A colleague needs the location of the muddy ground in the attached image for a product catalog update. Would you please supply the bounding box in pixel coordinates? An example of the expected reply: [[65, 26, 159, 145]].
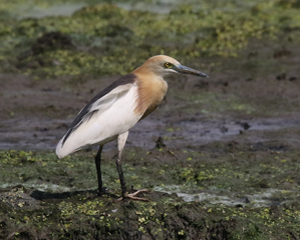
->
[[1, 1, 300, 239]]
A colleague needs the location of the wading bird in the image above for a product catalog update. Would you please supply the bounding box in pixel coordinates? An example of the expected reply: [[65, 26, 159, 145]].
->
[[56, 55, 208, 201]]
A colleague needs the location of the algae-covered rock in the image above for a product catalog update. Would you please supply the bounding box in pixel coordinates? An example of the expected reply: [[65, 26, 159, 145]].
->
[[1, 145, 300, 239], [1, 0, 300, 78]]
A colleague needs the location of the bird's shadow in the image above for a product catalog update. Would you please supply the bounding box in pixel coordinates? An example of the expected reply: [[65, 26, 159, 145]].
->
[[30, 188, 118, 201]]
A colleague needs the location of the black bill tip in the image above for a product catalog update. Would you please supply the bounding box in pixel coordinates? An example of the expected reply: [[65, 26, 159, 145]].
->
[[173, 64, 209, 78]]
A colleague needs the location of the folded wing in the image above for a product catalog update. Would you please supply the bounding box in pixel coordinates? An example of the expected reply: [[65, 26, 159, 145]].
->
[[56, 74, 141, 158]]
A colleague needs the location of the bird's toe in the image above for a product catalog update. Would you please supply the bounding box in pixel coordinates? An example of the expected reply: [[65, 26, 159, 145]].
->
[[117, 189, 150, 202]]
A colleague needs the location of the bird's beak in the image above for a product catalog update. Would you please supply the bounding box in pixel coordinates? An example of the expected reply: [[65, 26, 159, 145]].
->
[[173, 65, 209, 78]]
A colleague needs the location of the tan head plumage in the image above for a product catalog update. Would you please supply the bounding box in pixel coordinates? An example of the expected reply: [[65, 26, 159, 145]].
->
[[133, 55, 180, 76], [133, 55, 208, 78]]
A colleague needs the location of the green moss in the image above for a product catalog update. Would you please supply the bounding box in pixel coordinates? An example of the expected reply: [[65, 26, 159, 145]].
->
[[0, 0, 299, 79], [1, 144, 300, 238]]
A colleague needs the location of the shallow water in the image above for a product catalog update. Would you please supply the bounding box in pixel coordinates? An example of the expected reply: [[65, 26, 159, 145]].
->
[[12, 2, 86, 19], [1, 116, 299, 151], [154, 185, 286, 207]]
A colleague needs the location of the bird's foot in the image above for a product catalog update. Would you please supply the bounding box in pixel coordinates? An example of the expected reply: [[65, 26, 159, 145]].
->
[[117, 189, 150, 202], [86, 187, 108, 199], [97, 187, 109, 196]]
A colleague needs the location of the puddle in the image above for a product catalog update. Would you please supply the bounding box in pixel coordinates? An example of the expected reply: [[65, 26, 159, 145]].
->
[[154, 185, 289, 207], [9, 0, 178, 19], [12, 3, 86, 19], [0, 117, 299, 151], [121, 117, 300, 149], [116, 1, 177, 14]]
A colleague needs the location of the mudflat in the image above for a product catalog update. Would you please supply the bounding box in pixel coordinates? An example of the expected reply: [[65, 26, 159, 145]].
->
[[1, 1, 300, 239]]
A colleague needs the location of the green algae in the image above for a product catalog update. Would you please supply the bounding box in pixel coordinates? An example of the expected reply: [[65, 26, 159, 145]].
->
[[0, 0, 300, 79], [1, 140, 300, 238]]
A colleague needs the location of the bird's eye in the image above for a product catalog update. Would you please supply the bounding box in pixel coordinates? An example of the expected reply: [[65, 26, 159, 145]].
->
[[164, 62, 172, 69]]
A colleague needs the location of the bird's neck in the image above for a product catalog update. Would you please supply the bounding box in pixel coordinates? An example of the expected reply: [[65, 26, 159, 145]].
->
[[132, 70, 168, 120]]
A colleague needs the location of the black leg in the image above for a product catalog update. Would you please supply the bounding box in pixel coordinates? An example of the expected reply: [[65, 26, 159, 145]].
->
[[116, 153, 127, 197], [115, 131, 149, 201], [95, 145, 103, 195], [116, 132, 129, 198]]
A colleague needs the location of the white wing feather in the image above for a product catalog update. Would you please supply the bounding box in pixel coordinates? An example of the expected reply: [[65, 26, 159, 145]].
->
[[56, 83, 141, 158]]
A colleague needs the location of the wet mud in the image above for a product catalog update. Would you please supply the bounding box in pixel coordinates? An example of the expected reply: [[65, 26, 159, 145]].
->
[[1, 0, 300, 239]]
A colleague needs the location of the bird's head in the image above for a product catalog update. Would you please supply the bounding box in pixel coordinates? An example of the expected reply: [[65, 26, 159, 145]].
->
[[137, 55, 208, 78]]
